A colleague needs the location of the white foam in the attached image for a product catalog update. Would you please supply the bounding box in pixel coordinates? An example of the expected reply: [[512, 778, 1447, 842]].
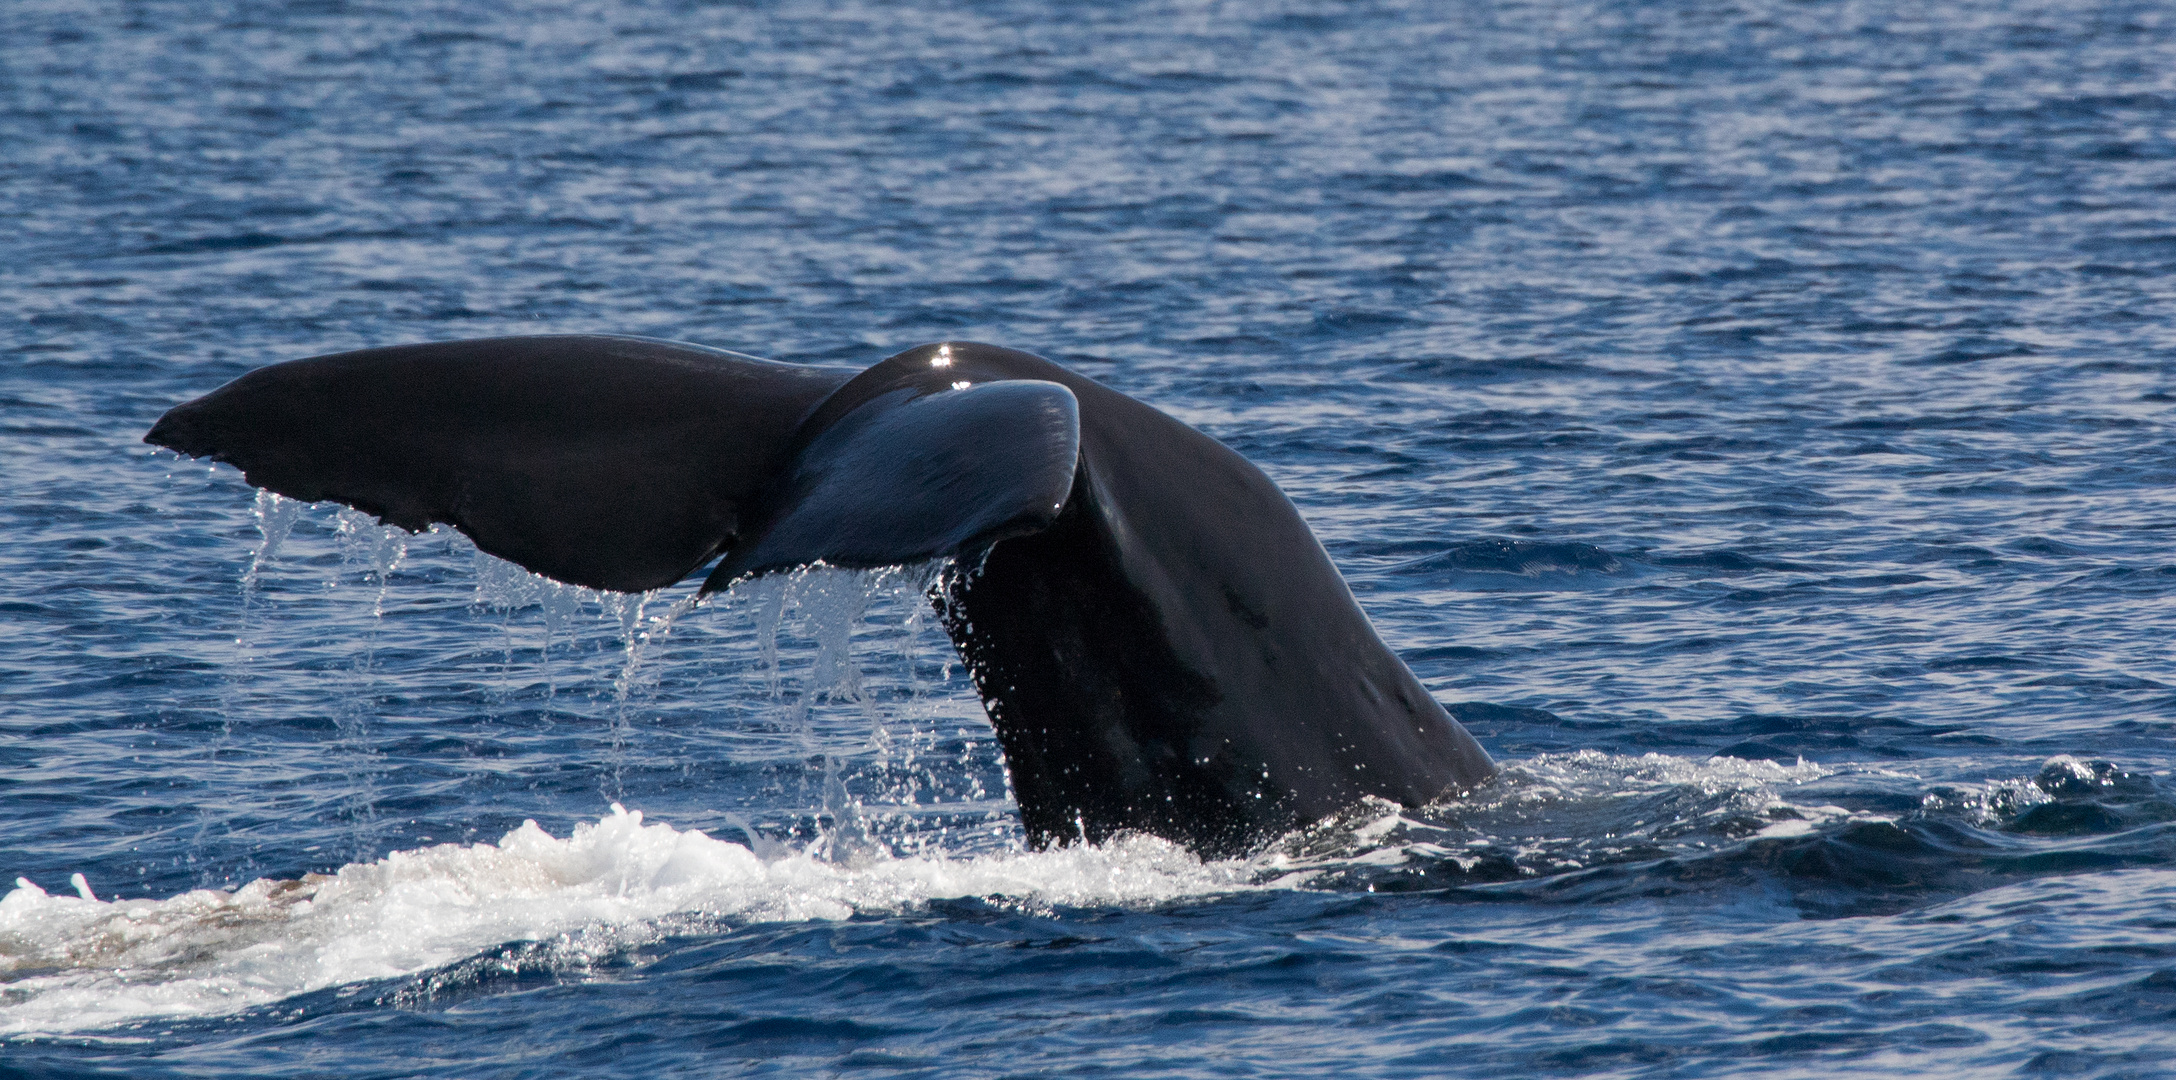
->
[[1252, 751, 1870, 883], [0, 751, 1906, 1035], [0, 806, 1244, 1036]]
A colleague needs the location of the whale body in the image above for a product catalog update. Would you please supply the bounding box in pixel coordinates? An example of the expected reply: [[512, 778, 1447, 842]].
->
[[146, 336, 1494, 856]]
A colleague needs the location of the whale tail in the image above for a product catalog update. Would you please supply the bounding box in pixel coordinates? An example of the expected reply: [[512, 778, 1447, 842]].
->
[[148, 335, 1493, 856], [145, 335, 1081, 593]]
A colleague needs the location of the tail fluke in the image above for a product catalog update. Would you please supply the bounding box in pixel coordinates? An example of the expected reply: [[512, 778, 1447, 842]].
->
[[146, 336, 1082, 595], [704, 379, 1079, 592], [146, 335, 853, 592]]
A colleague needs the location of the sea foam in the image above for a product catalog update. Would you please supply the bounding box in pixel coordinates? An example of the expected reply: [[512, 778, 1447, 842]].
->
[[0, 806, 1241, 1036]]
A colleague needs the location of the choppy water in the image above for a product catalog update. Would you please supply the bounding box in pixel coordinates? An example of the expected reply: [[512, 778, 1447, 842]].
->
[[5, 0, 2175, 1075]]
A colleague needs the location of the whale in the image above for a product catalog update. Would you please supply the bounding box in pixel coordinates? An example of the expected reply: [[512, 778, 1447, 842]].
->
[[145, 336, 1495, 856]]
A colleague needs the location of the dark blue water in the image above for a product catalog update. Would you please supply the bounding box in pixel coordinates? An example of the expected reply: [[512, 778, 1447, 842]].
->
[[5, 0, 2175, 1075]]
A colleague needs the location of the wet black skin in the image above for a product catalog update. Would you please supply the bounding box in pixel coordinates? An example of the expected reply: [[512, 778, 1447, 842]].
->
[[148, 336, 1495, 857]]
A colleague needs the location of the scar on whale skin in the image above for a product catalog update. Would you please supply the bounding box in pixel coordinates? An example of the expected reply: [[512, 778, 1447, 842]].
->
[[146, 336, 1495, 857]]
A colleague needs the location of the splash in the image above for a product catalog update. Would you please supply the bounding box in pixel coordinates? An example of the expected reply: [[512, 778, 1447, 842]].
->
[[209, 501, 1003, 865], [241, 489, 301, 596], [0, 807, 1244, 1037], [1255, 751, 1864, 886], [701, 562, 1001, 854], [10, 750, 2112, 1035]]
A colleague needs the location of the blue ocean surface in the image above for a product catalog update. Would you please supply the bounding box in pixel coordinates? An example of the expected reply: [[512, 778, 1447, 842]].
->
[[4, 0, 2175, 1075]]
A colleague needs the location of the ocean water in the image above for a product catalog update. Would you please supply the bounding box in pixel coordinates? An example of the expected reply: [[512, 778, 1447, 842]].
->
[[4, 0, 2175, 1075]]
